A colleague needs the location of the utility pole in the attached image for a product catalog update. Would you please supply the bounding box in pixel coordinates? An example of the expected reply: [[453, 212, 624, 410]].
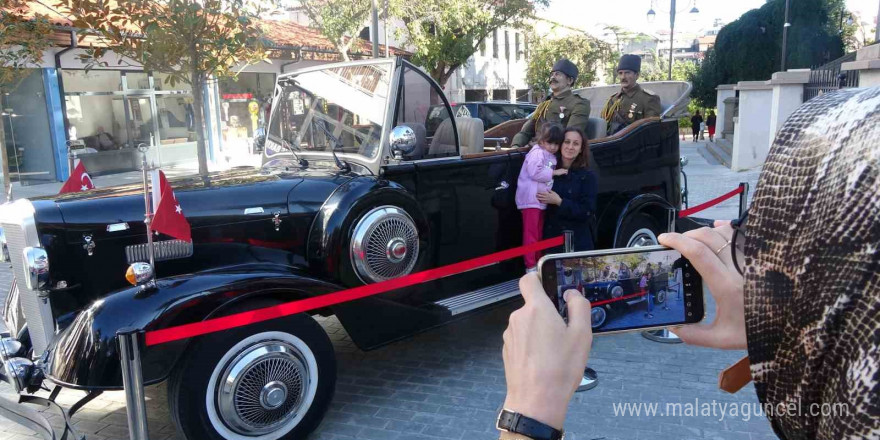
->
[[669, 0, 676, 80], [781, 0, 791, 71], [875, 0, 879, 43], [384, 0, 389, 57], [371, 0, 380, 58]]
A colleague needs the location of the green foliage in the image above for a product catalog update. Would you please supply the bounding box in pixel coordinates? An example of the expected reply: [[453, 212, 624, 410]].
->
[[58, 0, 272, 175], [393, 0, 545, 87], [0, 0, 54, 92], [638, 50, 699, 82], [525, 34, 613, 94], [690, 0, 844, 107], [299, 0, 375, 61]]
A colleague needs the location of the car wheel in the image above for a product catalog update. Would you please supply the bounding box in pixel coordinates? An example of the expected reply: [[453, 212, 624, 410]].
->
[[615, 214, 661, 248], [168, 314, 336, 440], [591, 307, 607, 329], [346, 205, 422, 285], [655, 289, 667, 304]]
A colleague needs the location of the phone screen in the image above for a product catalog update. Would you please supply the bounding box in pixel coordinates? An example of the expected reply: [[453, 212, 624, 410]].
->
[[539, 247, 704, 333]]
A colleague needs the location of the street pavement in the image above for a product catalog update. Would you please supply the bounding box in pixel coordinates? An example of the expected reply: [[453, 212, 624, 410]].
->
[[1, 140, 773, 440]]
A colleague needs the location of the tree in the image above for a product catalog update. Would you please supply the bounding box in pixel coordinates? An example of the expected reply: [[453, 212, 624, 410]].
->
[[638, 49, 698, 82], [690, 0, 844, 108], [0, 0, 54, 198], [393, 0, 545, 88], [59, 0, 271, 176], [525, 34, 612, 97], [299, 0, 380, 62]]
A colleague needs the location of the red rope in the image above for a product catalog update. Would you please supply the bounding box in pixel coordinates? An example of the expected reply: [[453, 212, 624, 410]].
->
[[145, 236, 564, 346], [679, 185, 744, 218]]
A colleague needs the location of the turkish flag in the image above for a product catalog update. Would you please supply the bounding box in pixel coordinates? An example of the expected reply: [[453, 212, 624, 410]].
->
[[59, 162, 95, 194], [151, 170, 191, 242]]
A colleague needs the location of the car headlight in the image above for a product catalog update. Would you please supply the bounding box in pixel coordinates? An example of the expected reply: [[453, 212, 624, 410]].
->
[[23, 247, 49, 290]]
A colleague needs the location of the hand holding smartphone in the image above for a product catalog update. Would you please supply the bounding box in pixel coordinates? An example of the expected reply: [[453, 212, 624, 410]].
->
[[537, 245, 705, 334]]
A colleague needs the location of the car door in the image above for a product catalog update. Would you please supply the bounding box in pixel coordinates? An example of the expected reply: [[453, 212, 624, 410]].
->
[[386, 63, 518, 302]]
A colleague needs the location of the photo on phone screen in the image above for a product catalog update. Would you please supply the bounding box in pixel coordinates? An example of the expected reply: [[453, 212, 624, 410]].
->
[[538, 246, 704, 334]]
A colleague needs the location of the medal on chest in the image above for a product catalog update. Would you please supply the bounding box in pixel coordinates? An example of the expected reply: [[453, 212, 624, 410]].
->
[[559, 106, 566, 119], [628, 103, 637, 119]]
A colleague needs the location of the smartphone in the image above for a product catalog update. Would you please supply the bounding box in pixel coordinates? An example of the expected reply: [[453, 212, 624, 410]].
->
[[537, 245, 705, 334]]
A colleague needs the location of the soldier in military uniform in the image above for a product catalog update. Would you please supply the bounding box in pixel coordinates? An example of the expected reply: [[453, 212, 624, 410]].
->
[[601, 54, 662, 136], [511, 59, 590, 148]]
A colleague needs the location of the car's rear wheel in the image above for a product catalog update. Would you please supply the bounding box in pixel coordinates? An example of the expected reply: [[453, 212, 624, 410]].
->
[[615, 214, 661, 248], [590, 307, 607, 329], [169, 314, 335, 440], [655, 289, 667, 304]]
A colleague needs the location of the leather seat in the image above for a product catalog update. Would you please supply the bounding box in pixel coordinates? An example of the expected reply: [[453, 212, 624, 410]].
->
[[428, 117, 485, 156], [585, 117, 607, 140]]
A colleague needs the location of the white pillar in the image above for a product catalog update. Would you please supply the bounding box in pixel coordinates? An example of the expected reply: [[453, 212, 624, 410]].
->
[[841, 43, 880, 88], [767, 70, 810, 147], [714, 84, 736, 136], [731, 81, 773, 171]]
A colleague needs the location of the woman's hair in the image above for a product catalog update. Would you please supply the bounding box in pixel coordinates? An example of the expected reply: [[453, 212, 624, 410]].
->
[[560, 127, 590, 169], [538, 122, 565, 146]]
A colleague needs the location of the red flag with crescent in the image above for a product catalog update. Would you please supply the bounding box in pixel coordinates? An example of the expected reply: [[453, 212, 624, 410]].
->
[[151, 170, 192, 242], [59, 162, 95, 194]]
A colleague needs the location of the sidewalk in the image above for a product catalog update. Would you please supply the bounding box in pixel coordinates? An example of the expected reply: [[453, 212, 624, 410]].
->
[[679, 140, 762, 220]]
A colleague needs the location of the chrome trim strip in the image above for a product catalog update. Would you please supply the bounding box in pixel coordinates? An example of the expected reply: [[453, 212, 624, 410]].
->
[[434, 279, 520, 315]]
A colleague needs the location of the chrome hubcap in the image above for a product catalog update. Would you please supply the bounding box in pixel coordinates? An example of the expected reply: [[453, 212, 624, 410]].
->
[[591, 308, 606, 328], [627, 228, 659, 248], [387, 238, 407, 263], [350, 206, 419, 282], [216, 341, 310, 435]]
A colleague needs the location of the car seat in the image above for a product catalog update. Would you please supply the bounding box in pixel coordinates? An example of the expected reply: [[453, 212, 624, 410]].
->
[[585, 117, 607, 140], [428, 117, 484, 156]]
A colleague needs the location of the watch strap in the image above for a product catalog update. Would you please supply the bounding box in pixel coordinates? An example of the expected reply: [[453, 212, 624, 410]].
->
[[497, 409, 564, 440]]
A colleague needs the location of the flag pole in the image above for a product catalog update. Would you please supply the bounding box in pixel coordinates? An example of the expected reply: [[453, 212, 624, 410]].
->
[[138, 143, 157, 281]]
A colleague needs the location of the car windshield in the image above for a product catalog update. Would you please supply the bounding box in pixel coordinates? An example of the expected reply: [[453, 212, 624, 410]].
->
[[266, 62, 393, 160]]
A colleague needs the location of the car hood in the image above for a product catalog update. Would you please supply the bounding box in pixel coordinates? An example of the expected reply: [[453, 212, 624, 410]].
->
[[34, 166, 357, 240]]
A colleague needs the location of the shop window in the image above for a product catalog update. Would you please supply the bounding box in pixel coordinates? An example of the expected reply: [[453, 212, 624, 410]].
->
[[3, 69, 56, 185], [62, 70, 122, 93], [218, 72, 276, 155], [493, 30, 498, 59]]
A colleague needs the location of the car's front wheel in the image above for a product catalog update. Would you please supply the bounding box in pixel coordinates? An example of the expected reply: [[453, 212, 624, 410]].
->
[[590, 307, 607, 329], [655, 289, 667, 304], [168, 314, 336, 440]]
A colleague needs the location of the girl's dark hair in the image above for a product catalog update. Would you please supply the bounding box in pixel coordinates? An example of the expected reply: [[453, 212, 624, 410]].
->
[[560, 127, 590, 169], [538, 122, 565, 146]]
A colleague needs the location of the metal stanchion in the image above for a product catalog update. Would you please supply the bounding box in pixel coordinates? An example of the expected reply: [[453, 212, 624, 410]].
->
[[117, 328, 150, 440], [564, 230, 599, 392], [738, 182, 750, 216]]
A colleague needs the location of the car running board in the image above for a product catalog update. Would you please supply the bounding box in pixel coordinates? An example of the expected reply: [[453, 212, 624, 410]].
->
[[433, 279, 521, 315]]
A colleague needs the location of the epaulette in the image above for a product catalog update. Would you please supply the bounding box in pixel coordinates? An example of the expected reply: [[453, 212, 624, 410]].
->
[[642, 88, 657, 96]]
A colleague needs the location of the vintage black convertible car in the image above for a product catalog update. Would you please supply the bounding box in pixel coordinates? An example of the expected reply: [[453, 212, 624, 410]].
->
[[0, 58, 696, 439]]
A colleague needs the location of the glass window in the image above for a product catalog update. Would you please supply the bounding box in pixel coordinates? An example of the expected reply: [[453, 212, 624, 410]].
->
[[61, 70, 122, 93], [65, 95, 129, 149], [268, 63, 392, 160], [153, 72, 192, 92], [493, 30, 498, 59], [2, 69, 56, 185], [124, 72, 150, 90], [515, 33, 521, 61], [504, 31, 509, 60], [396, 65, 453, 157], [218, 72, 276, 154]]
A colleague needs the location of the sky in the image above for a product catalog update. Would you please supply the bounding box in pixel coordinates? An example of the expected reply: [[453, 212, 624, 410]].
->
[[542, 0, 879, 38]]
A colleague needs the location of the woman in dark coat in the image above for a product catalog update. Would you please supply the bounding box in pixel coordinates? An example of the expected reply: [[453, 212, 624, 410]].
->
[[536, 127, 598, 252]]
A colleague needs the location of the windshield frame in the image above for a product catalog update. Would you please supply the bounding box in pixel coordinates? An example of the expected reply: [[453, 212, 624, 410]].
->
[[266, 58, 399, 174]]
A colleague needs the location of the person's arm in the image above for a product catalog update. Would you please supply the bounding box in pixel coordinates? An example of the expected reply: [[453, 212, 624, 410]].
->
[[522, 150, 554, 183], [565, 99, 591, 131], [556, 172, 597, 221], [511, 118, 536, 148], [501, 274, 592, 434], [645, 94, 662, 118]]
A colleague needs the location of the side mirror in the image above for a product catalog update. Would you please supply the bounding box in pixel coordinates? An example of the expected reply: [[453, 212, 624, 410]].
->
[[389, 126, 416, 157], [680, 156, 689, 168]]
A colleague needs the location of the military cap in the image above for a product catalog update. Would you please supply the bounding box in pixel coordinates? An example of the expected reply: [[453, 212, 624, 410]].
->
[[617, 54, 642, 73], [552, 58, 579, 81]]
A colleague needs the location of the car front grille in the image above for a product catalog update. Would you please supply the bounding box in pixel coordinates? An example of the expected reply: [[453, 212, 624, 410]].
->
[[1, 201, 55, 356]]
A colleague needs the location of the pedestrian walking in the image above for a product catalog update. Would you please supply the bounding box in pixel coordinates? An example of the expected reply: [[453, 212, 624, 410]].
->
[[690, 111, 703, 142], [706, 111, 717, 142]]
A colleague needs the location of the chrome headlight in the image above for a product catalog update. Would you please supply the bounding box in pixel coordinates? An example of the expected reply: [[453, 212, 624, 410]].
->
[[23, 247, 49, 290], [3, 357, 34, 392], [0, 227, 8, 262], [0, 337, 23, 360]]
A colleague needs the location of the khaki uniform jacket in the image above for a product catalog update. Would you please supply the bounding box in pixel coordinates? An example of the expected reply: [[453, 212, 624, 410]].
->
[[601, 84, 662, 135], [511, 90, 591, 148]]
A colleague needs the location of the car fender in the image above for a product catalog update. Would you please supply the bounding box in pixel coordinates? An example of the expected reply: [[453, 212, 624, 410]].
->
[[613, 194, 676, 245], [43, 264, 342, 390], [306, 176, 430, 286]]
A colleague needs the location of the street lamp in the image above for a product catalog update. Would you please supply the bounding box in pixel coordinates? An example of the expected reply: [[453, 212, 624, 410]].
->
[[646, 0, 700, 80]]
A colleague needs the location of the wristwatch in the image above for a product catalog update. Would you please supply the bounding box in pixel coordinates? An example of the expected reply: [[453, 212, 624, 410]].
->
[[496, 409, 565, 440]]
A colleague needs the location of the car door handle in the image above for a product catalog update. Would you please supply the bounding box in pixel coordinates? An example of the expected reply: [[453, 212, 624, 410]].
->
[[244, 207, 265, 215]]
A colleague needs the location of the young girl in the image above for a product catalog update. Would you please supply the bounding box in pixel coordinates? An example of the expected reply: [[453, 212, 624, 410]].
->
[[516, 123, 567, 272]]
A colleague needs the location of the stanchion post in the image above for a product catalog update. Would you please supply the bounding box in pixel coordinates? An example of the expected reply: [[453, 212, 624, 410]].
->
[[117, 328, 149, 440], [738, 182, 750, 217]]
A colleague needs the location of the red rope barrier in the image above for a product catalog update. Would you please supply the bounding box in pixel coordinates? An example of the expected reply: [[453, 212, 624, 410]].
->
[[591, 289, 648, 307], [679, 185, 744, 218], [145, 236, 564, 346]]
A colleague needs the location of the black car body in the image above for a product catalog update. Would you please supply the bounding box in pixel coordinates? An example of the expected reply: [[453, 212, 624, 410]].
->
[[0, 58, 694, 439]]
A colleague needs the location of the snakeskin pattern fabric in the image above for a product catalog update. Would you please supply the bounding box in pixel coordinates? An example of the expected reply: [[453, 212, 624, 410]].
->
[[744, 87, 880, 439]]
